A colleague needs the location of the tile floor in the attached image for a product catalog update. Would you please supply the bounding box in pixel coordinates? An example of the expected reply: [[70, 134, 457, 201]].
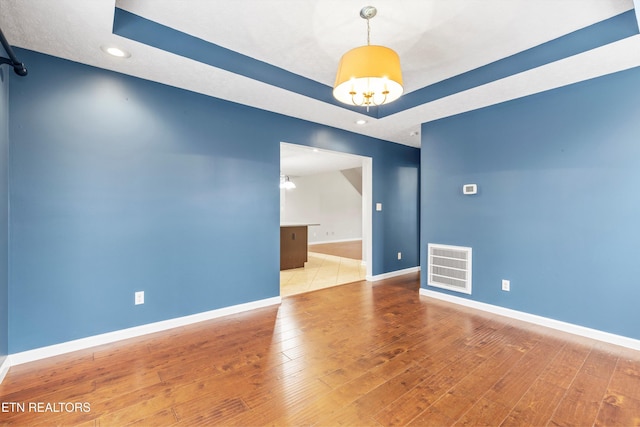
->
[[280, 251, 367, 297]]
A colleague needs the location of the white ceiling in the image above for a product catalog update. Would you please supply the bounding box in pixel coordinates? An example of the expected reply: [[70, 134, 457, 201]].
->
[[1, 0, 640, 149], [281, 142, 364, 177]]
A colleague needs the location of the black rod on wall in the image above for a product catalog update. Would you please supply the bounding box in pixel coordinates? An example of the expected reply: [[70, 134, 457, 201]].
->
[[0, 26, 27, 76]]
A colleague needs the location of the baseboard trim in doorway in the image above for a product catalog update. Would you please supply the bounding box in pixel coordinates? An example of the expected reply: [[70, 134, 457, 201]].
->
[[420, 288, 640, 351], [309, 238, 363, 245], [0, 356, 10, 384], [9, 296, 282, 367], [367, 266, 421, 282]]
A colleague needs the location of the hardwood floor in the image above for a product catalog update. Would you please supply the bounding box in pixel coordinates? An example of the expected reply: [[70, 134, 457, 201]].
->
[[307, 240, 362, 260], [1, 273, 640, 426]]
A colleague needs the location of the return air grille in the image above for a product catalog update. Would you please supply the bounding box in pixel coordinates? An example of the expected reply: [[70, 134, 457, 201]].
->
[[427, 244, 472, 294]]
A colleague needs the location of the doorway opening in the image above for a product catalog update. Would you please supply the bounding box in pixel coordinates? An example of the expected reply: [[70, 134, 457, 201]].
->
[[279, 142, 372, 296]]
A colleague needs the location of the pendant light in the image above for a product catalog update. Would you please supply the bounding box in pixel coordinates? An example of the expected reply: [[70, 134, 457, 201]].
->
[[280, 174, 296, 190], [333, 6, 403, 111]]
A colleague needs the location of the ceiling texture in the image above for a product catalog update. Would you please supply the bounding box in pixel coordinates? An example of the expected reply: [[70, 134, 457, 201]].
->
[[1, 0, 640, 151]]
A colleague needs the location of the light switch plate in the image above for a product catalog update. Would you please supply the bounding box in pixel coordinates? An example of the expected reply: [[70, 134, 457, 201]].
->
[[135, 291, 145, 305]]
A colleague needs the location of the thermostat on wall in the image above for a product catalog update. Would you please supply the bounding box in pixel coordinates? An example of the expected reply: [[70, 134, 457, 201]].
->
[[463, 184, 478, 195]]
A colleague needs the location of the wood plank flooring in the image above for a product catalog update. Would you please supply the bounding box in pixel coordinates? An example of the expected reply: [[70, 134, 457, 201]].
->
[[2, 273, 640, 426], [307, 240, 362, 260]]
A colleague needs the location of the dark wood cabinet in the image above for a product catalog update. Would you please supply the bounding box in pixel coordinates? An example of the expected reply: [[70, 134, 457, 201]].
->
[[280, 225, 308, 270]]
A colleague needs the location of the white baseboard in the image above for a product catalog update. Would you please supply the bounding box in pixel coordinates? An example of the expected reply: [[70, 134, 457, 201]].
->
[[367, 266, 421, 282], [0, 356, 10, 384], [420, 288, 640, 351], [309, 238, 362, 245], [9, 296, 281, 366]]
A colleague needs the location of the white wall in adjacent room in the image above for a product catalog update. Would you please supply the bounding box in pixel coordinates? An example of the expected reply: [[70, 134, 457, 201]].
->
[[281, 170, 362, 244]]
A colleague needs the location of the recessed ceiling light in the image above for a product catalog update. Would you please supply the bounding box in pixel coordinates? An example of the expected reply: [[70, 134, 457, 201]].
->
[[409, 130, 420, 137], [355, 119, 367, 125], [101, 45, 131, 58]]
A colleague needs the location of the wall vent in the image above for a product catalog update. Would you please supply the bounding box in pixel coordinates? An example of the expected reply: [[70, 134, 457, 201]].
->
[[427, 244, 472, 294]]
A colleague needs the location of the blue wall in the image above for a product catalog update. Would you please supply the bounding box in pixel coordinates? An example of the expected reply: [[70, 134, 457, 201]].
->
[[421, 66, 640, 340], [8, 49, 419, 353], [0, 65, 9, 363]]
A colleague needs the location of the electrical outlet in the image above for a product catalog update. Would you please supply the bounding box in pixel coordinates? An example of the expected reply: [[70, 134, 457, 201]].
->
[[501, 280, 510, 292], [135, 291, 144, 305], [397, 252, 402, 260]]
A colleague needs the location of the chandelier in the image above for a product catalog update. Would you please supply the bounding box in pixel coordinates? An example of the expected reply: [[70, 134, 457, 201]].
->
[[279, 174, 296, 190], [333, 6, 403, 111]]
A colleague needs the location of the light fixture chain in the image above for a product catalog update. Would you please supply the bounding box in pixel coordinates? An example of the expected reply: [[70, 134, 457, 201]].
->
[[367, 18, 371, 45]]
